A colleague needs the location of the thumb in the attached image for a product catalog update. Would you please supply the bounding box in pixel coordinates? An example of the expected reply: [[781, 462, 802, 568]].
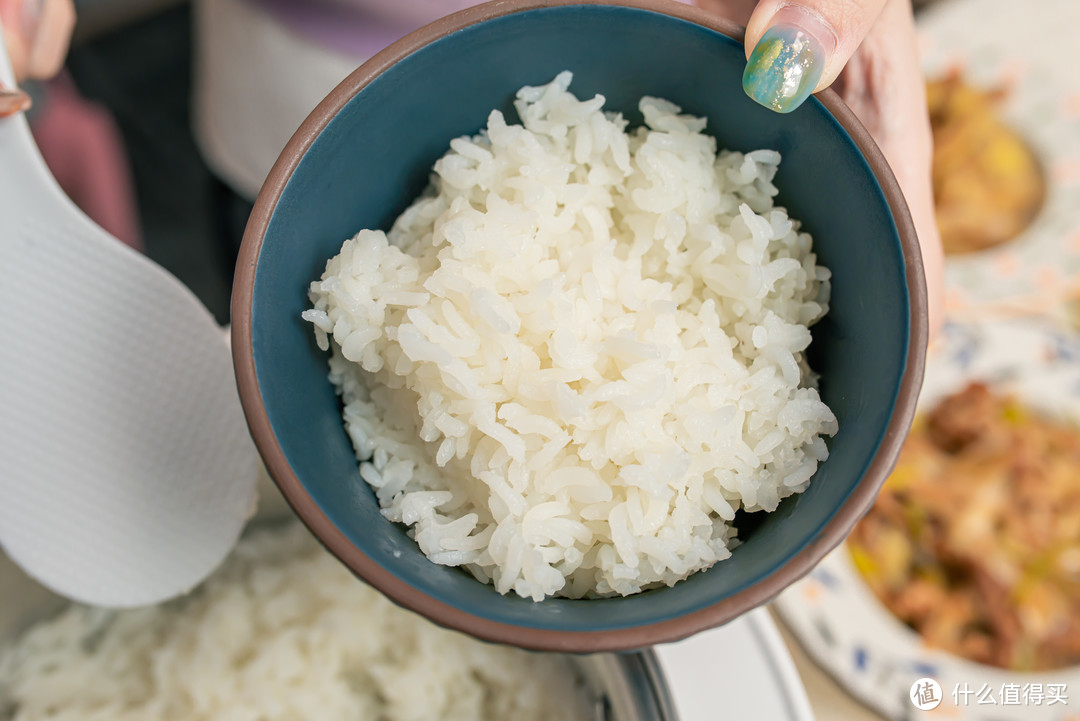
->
[[742, 0, 889, 113], [0, 0, 74, 82], [0, 0, 34, 82]]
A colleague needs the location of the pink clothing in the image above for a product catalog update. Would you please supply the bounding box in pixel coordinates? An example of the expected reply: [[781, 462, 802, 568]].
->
[[31, 73, 142, 250]]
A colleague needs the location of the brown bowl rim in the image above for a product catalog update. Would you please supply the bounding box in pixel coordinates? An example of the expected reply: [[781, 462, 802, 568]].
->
[[231, 0, 929, 653]]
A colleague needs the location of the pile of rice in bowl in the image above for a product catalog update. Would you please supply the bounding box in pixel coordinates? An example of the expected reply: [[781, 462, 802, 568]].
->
[[303, 72, 837, 601], [0, 524, 593, 721]]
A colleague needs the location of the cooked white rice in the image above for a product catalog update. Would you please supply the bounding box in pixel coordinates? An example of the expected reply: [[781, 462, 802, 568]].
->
[[303, 71, 837, 601], [0, 524, 592, 721]]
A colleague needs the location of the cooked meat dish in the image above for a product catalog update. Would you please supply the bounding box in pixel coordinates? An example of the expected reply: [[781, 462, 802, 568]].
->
[[850, 383, 1080, 670], [929, 73, 1046, 255]]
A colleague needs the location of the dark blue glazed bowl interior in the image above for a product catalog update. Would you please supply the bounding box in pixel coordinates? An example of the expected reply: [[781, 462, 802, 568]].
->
[[246, 4, 911, 638]]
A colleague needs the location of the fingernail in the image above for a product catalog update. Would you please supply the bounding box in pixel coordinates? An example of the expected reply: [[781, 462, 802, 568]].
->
[[0, 84, 32, 117], [742, 7, 834, 114]]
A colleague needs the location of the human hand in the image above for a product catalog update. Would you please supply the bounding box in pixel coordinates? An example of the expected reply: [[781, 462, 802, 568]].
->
[[0, 0, 75, 115], [701, 0, 944, 336]]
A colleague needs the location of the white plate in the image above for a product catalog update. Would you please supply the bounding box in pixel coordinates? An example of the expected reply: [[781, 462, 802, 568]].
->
[[918, 0, 1080, 318], [657, 609, 817, 721], [775, 319, 1080, 721]]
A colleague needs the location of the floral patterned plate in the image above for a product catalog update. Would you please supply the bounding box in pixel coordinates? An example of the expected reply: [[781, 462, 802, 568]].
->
[[918, 0, 1080, 319], [774, 319, 1080, 721]]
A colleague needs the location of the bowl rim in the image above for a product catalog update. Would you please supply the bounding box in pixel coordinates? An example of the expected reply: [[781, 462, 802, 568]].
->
[[231, 0, 929, 653]]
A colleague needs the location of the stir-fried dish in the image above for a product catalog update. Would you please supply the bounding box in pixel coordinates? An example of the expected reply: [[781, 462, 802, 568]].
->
[[929, 73, 1046, 254], [850, 383, 1080, 670]]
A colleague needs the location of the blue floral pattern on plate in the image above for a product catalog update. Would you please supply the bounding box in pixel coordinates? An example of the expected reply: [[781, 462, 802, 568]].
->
[[775, 319, 1080, 721]]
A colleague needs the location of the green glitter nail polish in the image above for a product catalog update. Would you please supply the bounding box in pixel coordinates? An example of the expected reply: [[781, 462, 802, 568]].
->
[[742, 25, 825, 114]]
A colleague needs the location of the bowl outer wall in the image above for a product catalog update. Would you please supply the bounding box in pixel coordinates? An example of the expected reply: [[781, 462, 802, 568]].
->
[[231, 0, 928, 653]]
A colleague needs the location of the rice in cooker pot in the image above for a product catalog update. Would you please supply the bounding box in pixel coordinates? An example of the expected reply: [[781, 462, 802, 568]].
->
[[0, 524, 592, 721], [303, 72, 837, 601]]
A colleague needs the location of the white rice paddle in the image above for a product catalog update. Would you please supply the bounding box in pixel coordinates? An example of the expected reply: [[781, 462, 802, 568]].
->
[[0, 25, 258, 607]]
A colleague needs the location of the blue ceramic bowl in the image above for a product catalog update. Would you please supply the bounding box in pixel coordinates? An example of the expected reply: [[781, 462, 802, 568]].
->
[[232, 0, 928, 652]]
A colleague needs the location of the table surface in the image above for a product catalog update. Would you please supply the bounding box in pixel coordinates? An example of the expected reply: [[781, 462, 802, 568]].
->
[[774, 610, 885, 721]]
